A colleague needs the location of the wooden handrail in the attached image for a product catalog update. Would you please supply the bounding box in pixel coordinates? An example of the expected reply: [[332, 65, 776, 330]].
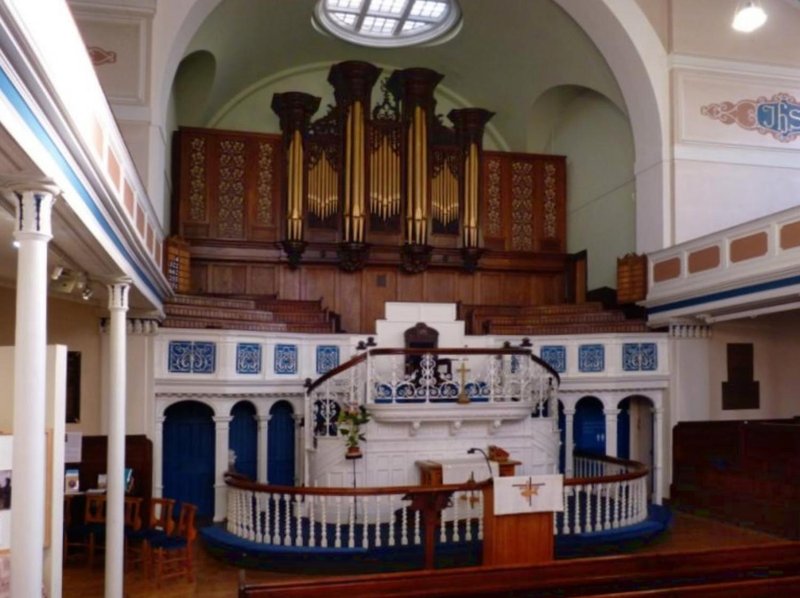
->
[[224, 471, 491, 497], [306, 346, 560, 394], [567, 451, 649, 486]]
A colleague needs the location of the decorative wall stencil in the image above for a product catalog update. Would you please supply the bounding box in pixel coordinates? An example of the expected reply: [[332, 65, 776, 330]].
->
[[274, 344, 298, 375], [217, 139, 246, 238], [486, 157, 502, 237], [87, 46, 117, 66], [543, 162, 557, 238], [510, 161, 534, 250], [316, 345, 340, 374], [578, 344, 604, 373], [236, 343, 262, 375], [622, 342, 657, 372], [255, 142, 274, 225], [701, 93, 800, 143], [188, 137, 206, 221], [540, 345, 566, 373], [168, 341, 216, 374]]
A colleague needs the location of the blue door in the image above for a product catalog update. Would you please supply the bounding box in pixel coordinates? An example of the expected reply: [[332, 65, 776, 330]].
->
[[268, 401, 295, 485], [617, 398, 631, 459], [163, 401, 215, 519], [230, 401, 257, 480], [574, 396, 605, 455]]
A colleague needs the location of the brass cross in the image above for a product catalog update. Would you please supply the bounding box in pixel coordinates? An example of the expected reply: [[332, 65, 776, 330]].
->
[[459, 472, 481, 507], [456, 359, 471, 404], [512, 477, 545, 506]]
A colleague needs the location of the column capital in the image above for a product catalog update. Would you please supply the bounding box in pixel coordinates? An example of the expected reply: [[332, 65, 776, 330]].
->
[[11, 187, 57, 241], [256, 414, 272, 424], [563, 407, 576, 416], [107, 280, 131, 311], [213, 415, 234, 425], [603, 408, 621, 417]]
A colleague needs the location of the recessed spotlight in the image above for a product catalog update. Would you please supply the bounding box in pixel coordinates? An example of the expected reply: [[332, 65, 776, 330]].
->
[[81, 288, 93, 301], [51, 266, 64, 280], [12, 240, 19, 249], [732, 1, 767, 32]]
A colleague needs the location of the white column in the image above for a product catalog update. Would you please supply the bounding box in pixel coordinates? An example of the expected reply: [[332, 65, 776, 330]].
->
[[293, 413, 303, 486], [10, 187, 55, 598], [604, 408, 620, 458], [564, 407, 575, 478], [105, 282, 130, 598], [213, 415, 233, 521], [256, 414, 270, 483], [652, 406, 664, 505], [153, 415, 165, 498]]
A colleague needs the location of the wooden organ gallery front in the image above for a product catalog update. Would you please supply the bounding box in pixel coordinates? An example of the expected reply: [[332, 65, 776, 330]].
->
[[173, 61, 572, 333]]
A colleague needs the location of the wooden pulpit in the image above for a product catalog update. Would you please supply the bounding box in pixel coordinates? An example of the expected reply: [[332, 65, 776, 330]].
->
[[482, 475, 563, 566]]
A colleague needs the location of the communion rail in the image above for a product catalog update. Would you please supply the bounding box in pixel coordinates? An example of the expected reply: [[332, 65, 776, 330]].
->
[[306, 347, 561, 443], [224, 452, 649, 556]]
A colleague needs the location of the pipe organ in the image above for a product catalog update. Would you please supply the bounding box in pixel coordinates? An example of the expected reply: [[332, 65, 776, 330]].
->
[[174, 60, 568, 301]]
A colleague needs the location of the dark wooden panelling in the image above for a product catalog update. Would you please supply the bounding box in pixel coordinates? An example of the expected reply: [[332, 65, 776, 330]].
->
[[479, 273, 504, 305], [337, 272, 362, 333], [501, 273, 532, 305], [249, 266, 278, 296], [209, 264, 247, 294], [362, 269, 397, 333], [425, 271, 456, 303], [397, 272, 424, 301], [281, 268, 301, 300], [303, 267, 336, 303], [456, 274, 476, 305]]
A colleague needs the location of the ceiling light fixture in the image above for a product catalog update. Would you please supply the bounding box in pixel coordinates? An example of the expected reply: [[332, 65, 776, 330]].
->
[[51, 266, 64, 280], [81, 287, 93, 301], [732, 1, 767, 32], [12, 240, 19, 249]]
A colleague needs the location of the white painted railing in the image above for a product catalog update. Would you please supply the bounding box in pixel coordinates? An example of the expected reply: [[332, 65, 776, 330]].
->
[[224, 474, 486, 552], [557, 452, 650, 536], [225, 452, 650, 553], [306, 347, 560, 443]]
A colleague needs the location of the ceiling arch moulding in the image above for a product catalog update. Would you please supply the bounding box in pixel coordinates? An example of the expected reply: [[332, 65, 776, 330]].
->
[[205, 60, 510, 151]]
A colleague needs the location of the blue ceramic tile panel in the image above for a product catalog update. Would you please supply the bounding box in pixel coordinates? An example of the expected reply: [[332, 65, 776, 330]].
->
[[168, 341, 193, 373], [274, 344, 298, 375], [640, 342, 658, 371], [316, 345, 340, 374], [236, 343, 262, 375], [578, 344, 605, 373], [622, 343, 640, 371], [540, 345, 566, 373], [192, 342, 216, 374]]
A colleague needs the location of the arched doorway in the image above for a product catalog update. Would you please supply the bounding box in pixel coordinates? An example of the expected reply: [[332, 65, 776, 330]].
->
[[163, 400, 215, 519], [622, 395, 655, 493], [229, 401, 257, 480], [617, 398, 631, 459], [268, 401, 295, 485], [574, 396, 605, 455]]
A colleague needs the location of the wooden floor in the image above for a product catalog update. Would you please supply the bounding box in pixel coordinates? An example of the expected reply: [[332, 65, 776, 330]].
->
[[61, 512, 788, 598]]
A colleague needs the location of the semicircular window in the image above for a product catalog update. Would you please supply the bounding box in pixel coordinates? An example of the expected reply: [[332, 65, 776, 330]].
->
[[314, 0, 461, 48]]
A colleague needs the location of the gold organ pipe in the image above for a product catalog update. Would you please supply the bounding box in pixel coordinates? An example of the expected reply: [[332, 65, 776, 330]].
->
[[354, 101, 364, 242], [406, 124, 413, 242]]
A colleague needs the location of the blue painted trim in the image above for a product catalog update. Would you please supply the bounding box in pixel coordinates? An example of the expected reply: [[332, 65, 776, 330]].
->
[[0, 66, 161, 298], [648, 273, 800, 315]]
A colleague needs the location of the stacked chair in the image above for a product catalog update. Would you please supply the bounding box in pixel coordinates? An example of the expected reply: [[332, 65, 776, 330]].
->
[[125, 497, 175, 576]]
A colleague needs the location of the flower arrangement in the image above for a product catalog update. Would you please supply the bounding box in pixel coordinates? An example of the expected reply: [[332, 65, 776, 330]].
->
[[337, 403, 371, 457]]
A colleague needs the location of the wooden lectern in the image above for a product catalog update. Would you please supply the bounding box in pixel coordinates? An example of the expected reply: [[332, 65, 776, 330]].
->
[[481, 475, 562, 566]]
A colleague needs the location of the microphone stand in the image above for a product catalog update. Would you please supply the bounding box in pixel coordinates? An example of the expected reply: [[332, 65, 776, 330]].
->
[[467, 447, 494, 480]]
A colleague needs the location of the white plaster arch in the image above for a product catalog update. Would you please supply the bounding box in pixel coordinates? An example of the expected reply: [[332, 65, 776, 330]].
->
[[553, 0, 670, 253], [158, 395, 220, 418]]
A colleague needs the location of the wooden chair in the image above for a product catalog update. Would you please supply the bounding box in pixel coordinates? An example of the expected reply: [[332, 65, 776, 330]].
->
[[63, 494, 89, 563], [125, 497, 175, 576], [84, 494, 107, 569], [150, 502, 198, 587], [122, 496, 143, 570]]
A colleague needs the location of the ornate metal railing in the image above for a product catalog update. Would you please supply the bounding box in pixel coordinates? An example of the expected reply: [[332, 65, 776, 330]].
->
[[307, 347, 560, 441]]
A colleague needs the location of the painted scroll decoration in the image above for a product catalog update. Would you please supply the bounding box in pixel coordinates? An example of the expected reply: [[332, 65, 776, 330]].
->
[[88, 46, 117, 66], [701, 93, 800, 143]]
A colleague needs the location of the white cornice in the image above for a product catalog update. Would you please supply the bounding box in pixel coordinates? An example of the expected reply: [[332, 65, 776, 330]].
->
[[669, 53, 800, 82]]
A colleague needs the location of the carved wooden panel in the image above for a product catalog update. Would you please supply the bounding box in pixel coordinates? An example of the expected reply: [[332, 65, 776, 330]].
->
[[481, 152, 566, 254], [176, 128, 282, 243]]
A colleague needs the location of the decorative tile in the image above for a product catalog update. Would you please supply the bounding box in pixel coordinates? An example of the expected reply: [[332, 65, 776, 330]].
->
[[316, 345, 340, 375], [192, 342, 216, 374], [640, 343, 658, 371], [168, 340, 216, 374], [274, 344, 298, 375], [578, 344, 605, 373], [540, 345, 566, 373], [622, 343, 640, 372], [236, 343, 262, 375], [622, 343, 658, 372], [168, 341, 193, 373]]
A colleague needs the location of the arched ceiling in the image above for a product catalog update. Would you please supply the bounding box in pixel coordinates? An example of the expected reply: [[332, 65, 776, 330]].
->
[[178, 0, 627, 151]]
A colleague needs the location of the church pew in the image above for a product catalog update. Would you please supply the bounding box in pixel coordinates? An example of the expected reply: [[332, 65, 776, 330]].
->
[[238, 542, 800, 597]]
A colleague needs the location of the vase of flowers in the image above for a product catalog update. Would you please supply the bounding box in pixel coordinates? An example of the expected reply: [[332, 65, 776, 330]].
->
[[337, 403, 371, 459]]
